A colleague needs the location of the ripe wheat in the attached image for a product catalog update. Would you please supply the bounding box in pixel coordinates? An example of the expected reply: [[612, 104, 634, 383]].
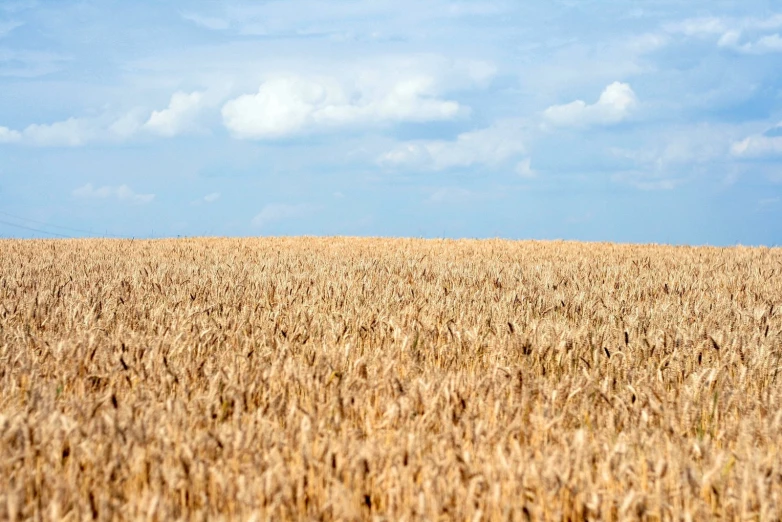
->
[[1, 237, 781, 520]]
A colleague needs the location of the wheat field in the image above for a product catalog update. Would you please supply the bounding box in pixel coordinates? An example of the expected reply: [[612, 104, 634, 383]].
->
[[1, 237, 781, 521]]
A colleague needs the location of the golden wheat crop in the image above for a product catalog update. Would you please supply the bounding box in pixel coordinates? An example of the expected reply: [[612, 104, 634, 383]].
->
[[1, 237, 781, 521]]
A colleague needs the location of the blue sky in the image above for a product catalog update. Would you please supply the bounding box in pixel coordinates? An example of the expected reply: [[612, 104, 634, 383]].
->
[[0, 0, 781, 245]]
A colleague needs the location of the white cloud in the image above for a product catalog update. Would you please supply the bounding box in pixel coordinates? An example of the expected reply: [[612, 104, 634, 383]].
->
[[222, 70, 470, 139], [108, 109, 146, 140], [0, 90, 218, 146], [144, 91, 207, 137], [667, 14, 782, 54], [0, 126, 21, 143], [718, 32, 782, 54], [612, 123, 738, 167], [15, 112, 144, 146], [0, 110, 145, 146], [23, 118, 98, 147], [515, 157, 536, 178], [667, 14, 782, 37], [731, 123, 782, 158], [181, 12, 230, 31], [72, 183, 155, 204], [191, 192, 221, 206], [731, 132, 782, 157], [379, 120, 526, 171], [607, 123, 744, 189], [543, 82, 637, 128], [252, 203, 314, 227], [222, 55, 496, 139], [665, 17, 727, 37]]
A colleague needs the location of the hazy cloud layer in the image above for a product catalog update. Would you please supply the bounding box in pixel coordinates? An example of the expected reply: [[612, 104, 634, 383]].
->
[[379, 120, 527, 171], [252, 203, 316, 228], [72, 184, 155, 204]]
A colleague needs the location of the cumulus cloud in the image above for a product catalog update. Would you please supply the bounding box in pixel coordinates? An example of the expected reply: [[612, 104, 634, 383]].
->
[[515, 157, 536, 178], [4, 57, 489, 145], [0, 125, 21, 143], [72, 183, 155, 204], [731, 125, 782, 157], [108, 109, 146, 139], [22, 117, 101, 147], [0, 90, 215, 146], [251, 203, 315, 227], [543, 82, 637, 128], [1, 111, 145, 147], [379, 120, 526, 171], [222, 70, 471, 139], [144, 91, 207, 137]]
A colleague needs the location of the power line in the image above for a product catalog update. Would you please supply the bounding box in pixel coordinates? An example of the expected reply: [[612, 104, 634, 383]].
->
[[0, 210, 106, 237], [0, 218, 72, 238]]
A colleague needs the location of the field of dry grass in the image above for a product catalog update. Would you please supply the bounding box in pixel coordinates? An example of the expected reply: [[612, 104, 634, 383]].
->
[[1, 237, 781, 520]]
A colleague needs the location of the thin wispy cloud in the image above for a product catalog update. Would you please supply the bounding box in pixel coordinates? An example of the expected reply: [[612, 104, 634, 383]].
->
[[379, 120, 527, 171], [251, 203, 316, 228], [0, 48, 71, 78], [72, 184, 155, 205], [428, 187, 473, 204], [0, 20, 23, 37], [191, 192, 221, 205], [181, 12, 229, 31], [515, 158, 536, 179]]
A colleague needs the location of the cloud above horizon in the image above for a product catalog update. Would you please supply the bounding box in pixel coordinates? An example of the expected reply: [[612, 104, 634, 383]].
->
[[221, 57, 493, 139], [144, 91, 208, 137], [543, 82, 638, 129], [732, 123, 782, 157], [72, 184, 155, 205], [252, 203, 316, 228], [379, 120, 527, 171]]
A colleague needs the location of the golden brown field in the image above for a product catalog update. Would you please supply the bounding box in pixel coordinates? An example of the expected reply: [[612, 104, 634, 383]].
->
[[1, 237, 781, 521]]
